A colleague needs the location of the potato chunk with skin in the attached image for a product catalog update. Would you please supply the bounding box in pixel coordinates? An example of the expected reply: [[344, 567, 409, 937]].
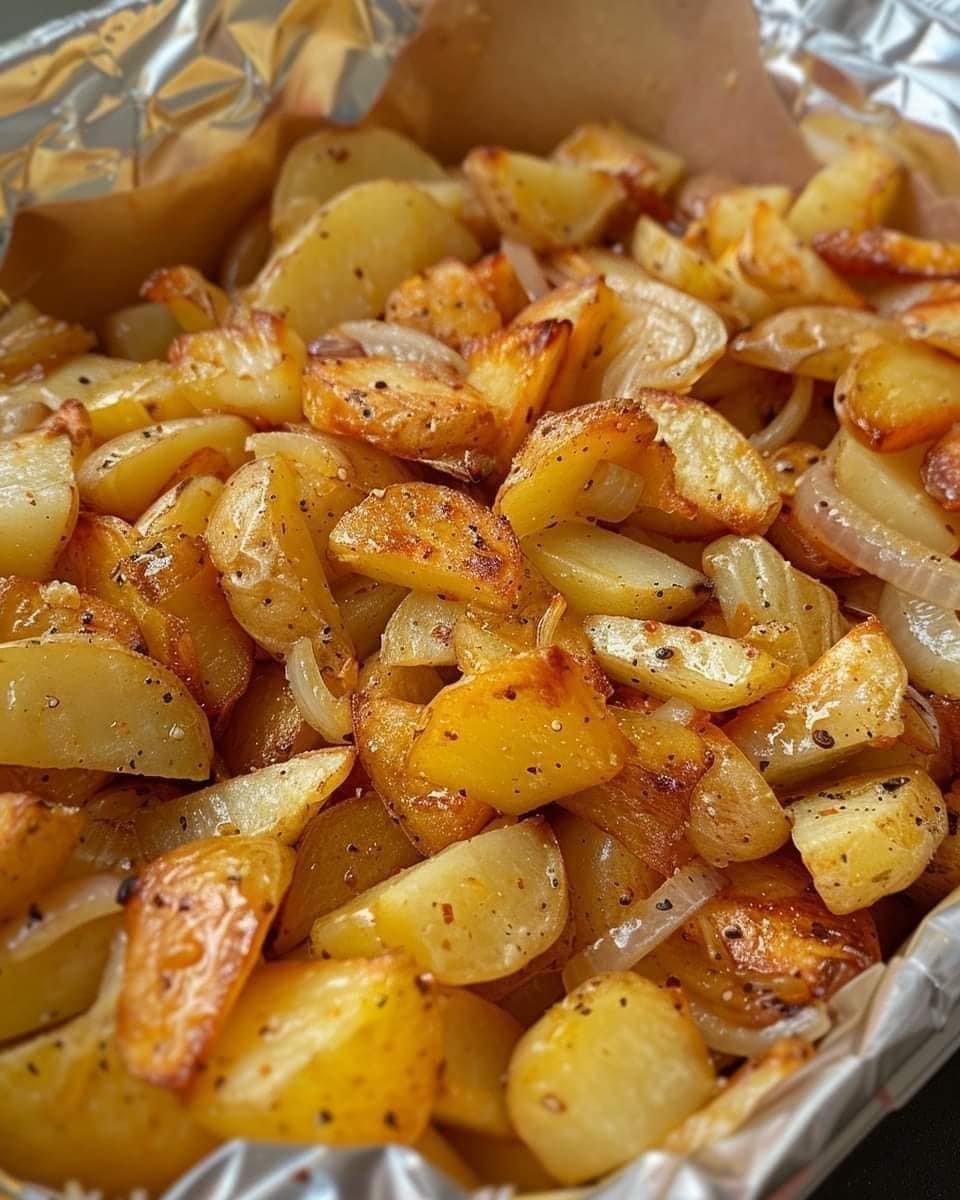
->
[[0, 430, 77, 579], [329, 483, 523, 613], [0, 634, 212, 779], [787, 769, 946, 915], [463, 148, 625, 251], [0, 793, 84, 921], [507, 973, 714, 1185], [434, 989, 522, 1136], [586, 615, 790, 712], [523, 522, 711, 621], [725, 619, 906, 787], [385, 257, 503, 350], [787, 143, 902, 242], [250, 181, 479, 341], [310, 819, 568, 985], [407, 646, 628, 813], [119, 836, 294, 1088], [303, 354, 498, 480], [189, 954, 441, 1145], [553, 122, 685, 199]]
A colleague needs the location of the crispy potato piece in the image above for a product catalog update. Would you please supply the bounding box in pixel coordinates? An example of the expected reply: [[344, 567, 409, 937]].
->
[[814, 227, 960, 278], [466, 319, 571, 466], [271, 128, 446, 242], [739, 203, 866, 308], [207, 455, 353, 679], [908, 780, 960, 907], [0, 429, 77, 579], [134, 748, 354, 857], [434, 989, 522, 1136], [0, 575, 143, 650], [787, 143, 902, 241], [385, 257, 502, 350], [553, 122, 685, 198], [662, 1038, 814, 1153], [560, 709, 706, 875], [219, 660, 321, 776], [250, 181, 479, 341], [408, 646, 627, 813], [334, 574, 407, 660], [303, 354, 497, 480], [836, 339, 960, 451], [923, 426, 960, 510], [102, 301, 179, 361], [689, 725, 790, 866], [274, 791, 422, 955], [631, 216, 742, 315], [310, 819, 568, 985], [523, 523, 710, 620], [329, 482, 522, 612], [508, 973, 713, 1185], [78, 414, 251, 521], [381, 591, 462, 668], [0, 940, 217, 1195], [725, 619, 906, 787], [463, 148, 625, 251], [472, 250, 529, 322], [730, 306, 903, 381], [705, 185, 793, 258], [169, 310, 307, 426], [119, 836, 293, 1088], [142, 264, 230, 332], [787, 769, 946, 914], [0, 793, 83, 921], [189, 954, 441, 1145], [136, 474, 224, 536], [587, 615, 790, 712], [0, 310, 95, 385], [0, 634, 211, 779], [551, 809, 661, 950]]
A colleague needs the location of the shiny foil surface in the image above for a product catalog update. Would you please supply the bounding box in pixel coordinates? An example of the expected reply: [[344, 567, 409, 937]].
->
[[4, 2, 960, 1199]]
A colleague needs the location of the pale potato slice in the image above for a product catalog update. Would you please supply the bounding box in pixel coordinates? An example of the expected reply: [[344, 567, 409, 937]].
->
[[522, 522, 710, 620], [787, 143, 902, 241], [814, 227, 960, 277], [250, 181, 479, 341], [310, 819, 569, 985], [0, 309, 94, 384], [380, 591, 463, 667], [705, 185, 793, 258], [730, 306, 903, 381], [329, 482, 523, 612], [188, 954, 441, 1144], [725, 619, 907, 787], [78, 414, 251, 521], [334, 574, 407, 661], [102, 301, 179, 361], [586, 615, 790, 712], [836, 339, 960, 451], [70, 360, 203, 442], [0, 793, 84, 921], [141, 264, 230, 332], [247, 425, 414, 491], [507, 973, 714, 1185], [133, 748, 354, 857], [0, 634, 212, 780], [553, 122, 685, 197], [271, 128, 447, 242], [135, 474, 224, 536], [407, 647, 628, 812], [0, 430, 77, 579], [434, 988, 522, 1136], [631, 216, 741, 314], [787, 769, 946, 914], [463, 148, 625, 250]]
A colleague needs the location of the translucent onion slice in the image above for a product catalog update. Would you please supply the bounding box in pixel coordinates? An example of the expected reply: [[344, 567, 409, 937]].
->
[[338, 319, 467, 373], [562, 863, 724, 991], [536, 592, 568, 648], [690, 1001, 831, 1059], [877, 584, 960, 698], [501, 238, 550, 300], [655, 698, 699, 725], [794, 459, 960, 609], [750, 377, 813, 453], [285, 637, 354, 744], [578, 461, 646, 522], [5, 873, 123, 961]]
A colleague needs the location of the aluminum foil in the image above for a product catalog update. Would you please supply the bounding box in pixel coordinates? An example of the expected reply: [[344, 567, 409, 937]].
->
[[5, 2, 960, 1199]]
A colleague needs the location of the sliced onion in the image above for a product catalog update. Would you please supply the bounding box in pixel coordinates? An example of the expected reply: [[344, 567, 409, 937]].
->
[[795, 459, 960, 609], [338, 319, 467, 374], [537, 592, 568, 648], [579, 460, 646, 522], [501, 238, 550, 301], [562, 863, 724, 991], [750, 377, 813, 453], [5, 873, 123, 961], [690, 1001, 831, 1058], [285, 637, 354, 744], [655, 697, 699, 726], [877, 583, 960, 698]]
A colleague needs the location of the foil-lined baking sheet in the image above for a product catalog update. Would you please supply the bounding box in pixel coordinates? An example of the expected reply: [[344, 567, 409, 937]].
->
[[3, 1, 960, 1198]]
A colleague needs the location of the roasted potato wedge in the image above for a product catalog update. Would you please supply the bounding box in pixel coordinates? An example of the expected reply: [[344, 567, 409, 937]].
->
[[136, 473, 224, 536], [553, 122, 685, 198], [0, 792, 84, 921], [141, 264, 230, 332], [705, 184, 793, 258], [787, 143, 902, 241], [434, 988, 522, 1136], [0, 575, 144, 650], [0, 428, 77, 579], [814, 226, 960, 278], [385, 256, 503, 350]]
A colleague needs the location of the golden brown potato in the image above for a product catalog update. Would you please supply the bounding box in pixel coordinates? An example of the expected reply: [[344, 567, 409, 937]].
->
[[0, 428, 77, 579], [507, 973, 714, 1184], [909, 780, 960, 907], [118, 835, 294, 1087], [0, 764, 109, 807], [66, 359, 201, 442], [250, 181, 479, 341], [631, 216, 743, 317], [141, 264, 230, 332], [472, 250, 529, 322], [0, 575, 144, 650], [334, 573, 407, 660], [730, 306, 903, 381], [0, 307, 94, 384], [787, 143, 902, 241], [188, 954, 442, 1145], [814, 226, 960, 277], [135, 473, 224, 537], [901, 295, 960, 359], [218, 660, 321, 776], [247, 424, 415, 493], [0, 793, 84, 921], [414, 1126, 480, 1190], [329, 482, 523, 612], [705, 185, 793, 258], [273, 790, 422, 955], [434, 988, 522, 1136], [385, 257, 503, 350], [725, 619, 906, 787], [0, 634, 212, 780], [303, 354, 497, 481], [553, 122, 685, 198]]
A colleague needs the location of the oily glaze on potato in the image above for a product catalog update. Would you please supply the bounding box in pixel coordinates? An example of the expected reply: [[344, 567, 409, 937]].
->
[[0, 792, 84, 921], [0, 429, 77, 579]]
